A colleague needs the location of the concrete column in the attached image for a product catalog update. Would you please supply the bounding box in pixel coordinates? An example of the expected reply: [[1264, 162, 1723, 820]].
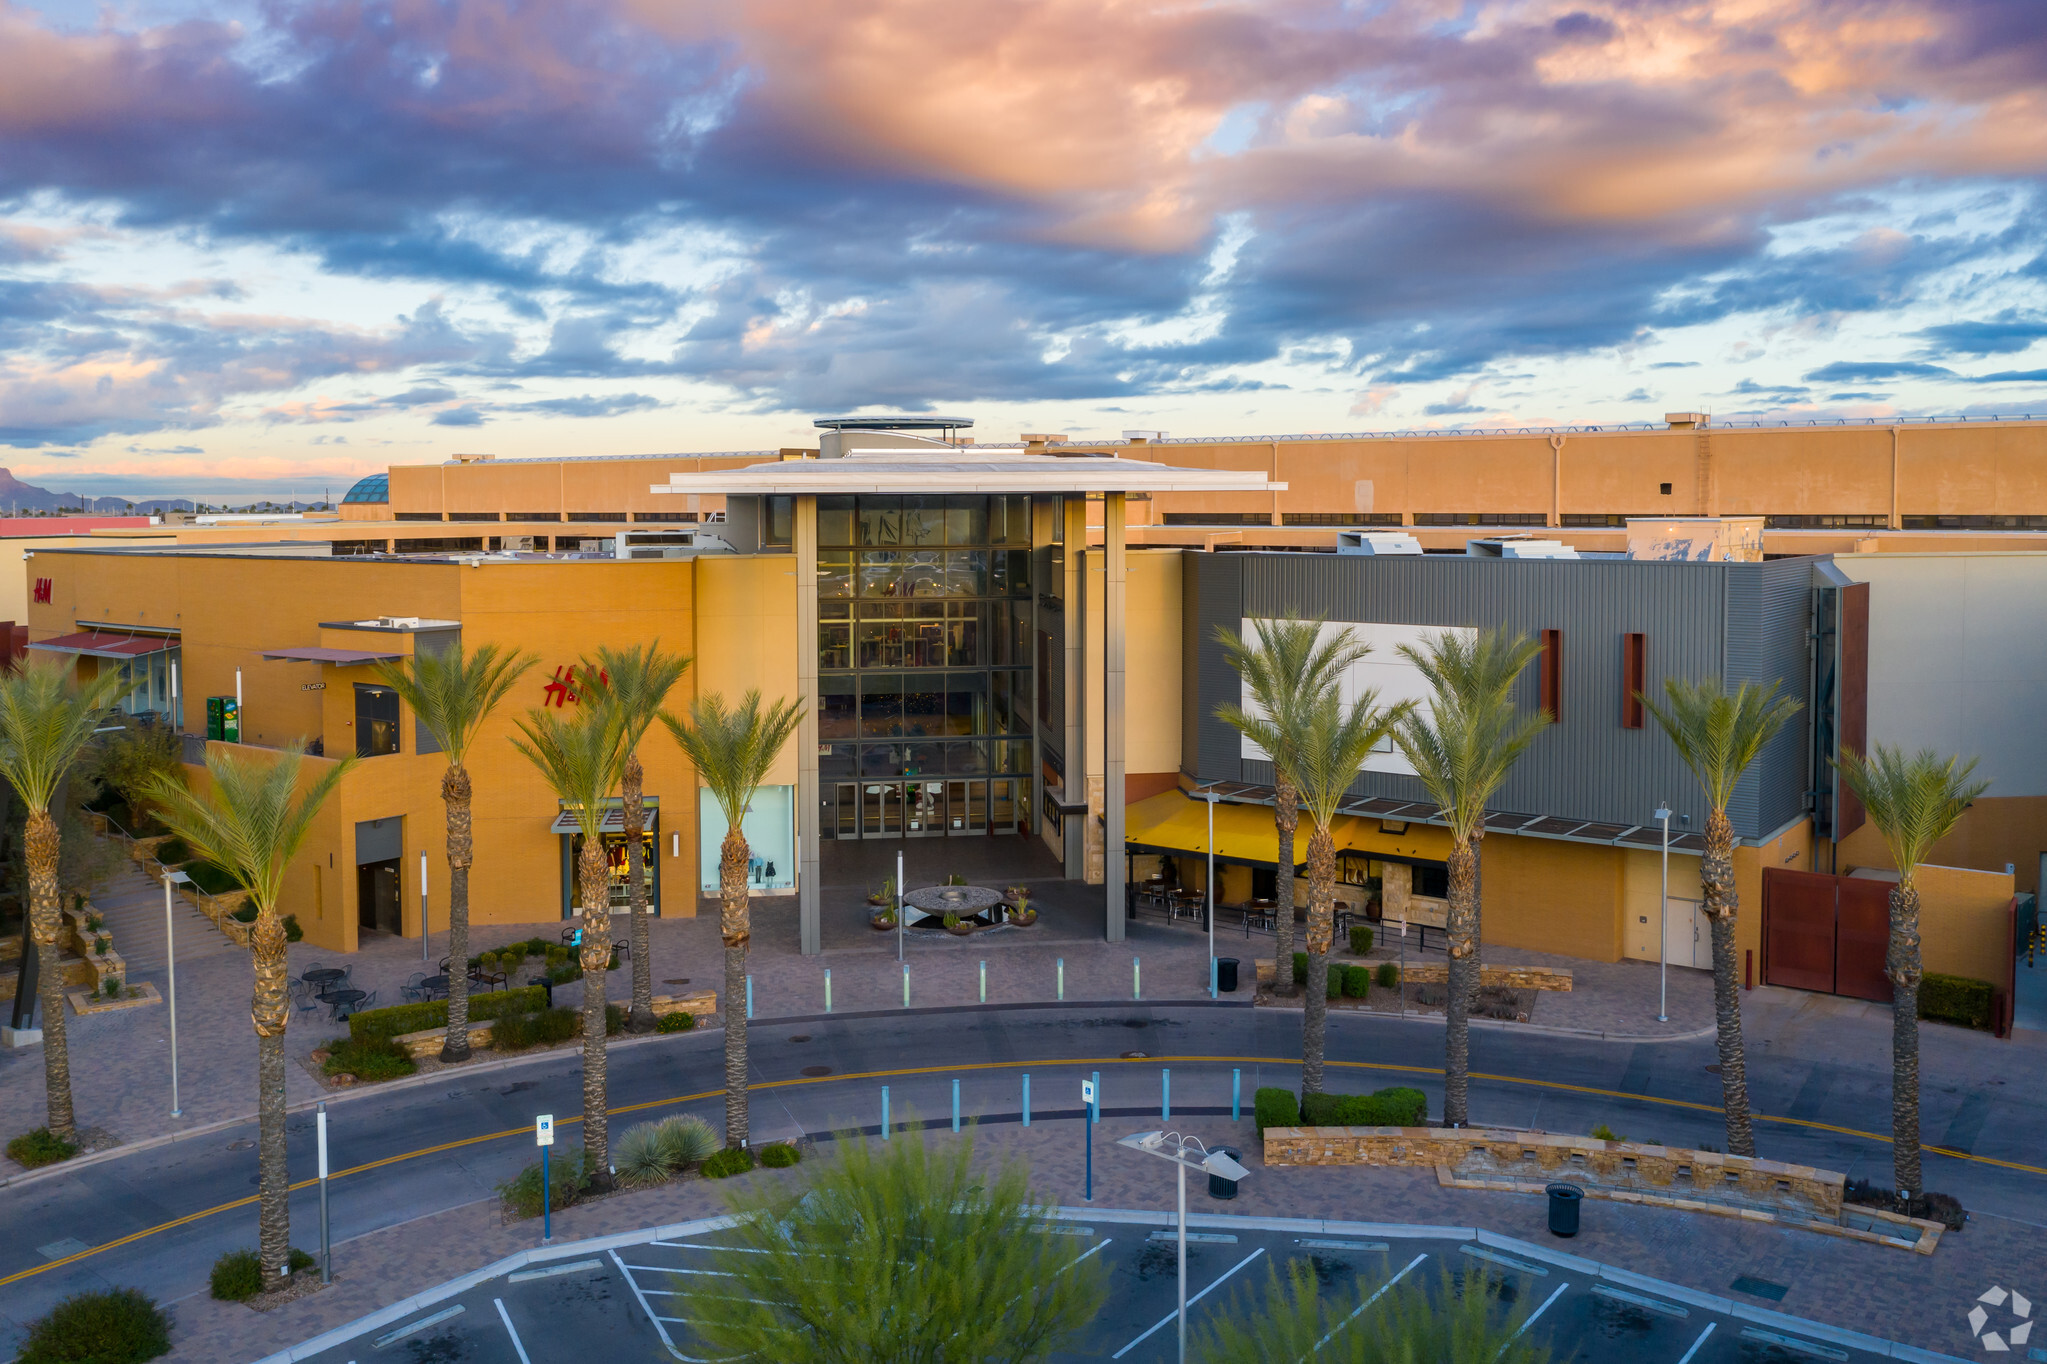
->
[[1104, 492, 1127, 942], [795, 495, 821, 956], [1062, 496, 1086, 881]]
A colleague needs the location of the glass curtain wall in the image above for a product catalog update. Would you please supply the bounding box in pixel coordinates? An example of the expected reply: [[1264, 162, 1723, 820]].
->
[[818, 494, 1034, 836]]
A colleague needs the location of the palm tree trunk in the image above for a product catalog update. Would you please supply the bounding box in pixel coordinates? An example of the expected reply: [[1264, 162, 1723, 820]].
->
[[25, 809, 75, 1141], [440, 765, 473, 1063], [1300, 825, 1337, 1095], [622, 752, 654, 1032], [1273, 780, 1299, 993], [250, 906, 292, 1291], [577, 834, 613, 1188], [1701, 808, 1755, 1157], [1442, 836, 1478, 1127], [1889, 879, 1923, 1196], [719, 828, 750, 1148]]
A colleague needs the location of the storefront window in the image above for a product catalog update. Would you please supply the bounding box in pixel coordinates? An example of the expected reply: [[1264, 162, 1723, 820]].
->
[[568, 830, 659, 914]]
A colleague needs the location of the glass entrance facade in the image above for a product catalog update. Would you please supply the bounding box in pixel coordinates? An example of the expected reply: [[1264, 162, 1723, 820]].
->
[[817, 494, 1034, 837]]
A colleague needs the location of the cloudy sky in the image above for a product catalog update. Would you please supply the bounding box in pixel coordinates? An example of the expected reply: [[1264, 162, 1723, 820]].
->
[[2, 0, 2045, 497]]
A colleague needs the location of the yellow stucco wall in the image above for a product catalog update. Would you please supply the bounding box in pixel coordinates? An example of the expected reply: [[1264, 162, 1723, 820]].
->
[[1125, 550, 1181, 779]]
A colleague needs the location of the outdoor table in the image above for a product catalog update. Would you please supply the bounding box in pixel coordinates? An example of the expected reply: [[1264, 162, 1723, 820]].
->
[[419, 974, 450, 998], [1245, 899, 1277, 933], [302, 967, 345, 988], [319, 987, 365, 1020]]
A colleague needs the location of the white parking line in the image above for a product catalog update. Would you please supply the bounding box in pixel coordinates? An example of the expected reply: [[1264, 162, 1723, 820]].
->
[[1112, 1248, 1268, 1359], [1496, 1282, 1570, 1360], [609, 1248, 690, 1361], [1674, 1321, 1717, 1364], [1316, 1253, 1429, 1353], [493, 1298, 532, 1364]]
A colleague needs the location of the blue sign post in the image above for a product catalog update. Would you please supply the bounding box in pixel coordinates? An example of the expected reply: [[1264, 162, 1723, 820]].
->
[[535, 1114, 555, 1245], [1080, 1079, 1096, 1202]]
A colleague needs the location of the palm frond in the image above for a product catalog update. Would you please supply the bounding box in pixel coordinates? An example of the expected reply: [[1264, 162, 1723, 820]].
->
[[1641, 677, 1803, 812], [0, 656, 138, 813], [579, 643, 692, 753], [1290, 688, 1412, 831], [1391, 628, 1548, 841], [660, 690, 804, 831], [371, 642, 536, 766], [511, 705, 628, 842], [144, 745, 353, 913], [1835, 744, 1988, 881], [1213, 616, 1368, 769]]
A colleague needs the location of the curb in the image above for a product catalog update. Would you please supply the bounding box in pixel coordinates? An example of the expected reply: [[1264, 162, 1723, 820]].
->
[[250, 1207, 1971, 1364], [1259, 1001, 1718, 1044]]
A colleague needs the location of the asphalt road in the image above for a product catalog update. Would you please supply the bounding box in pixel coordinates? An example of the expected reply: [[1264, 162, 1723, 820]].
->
[[2, 1001, 2043, 1345], [294, 1217, 1912, 1363]]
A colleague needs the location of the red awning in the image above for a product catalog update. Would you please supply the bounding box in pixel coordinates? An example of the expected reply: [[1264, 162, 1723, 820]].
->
[[260, 646, 407, 664], [28, 631, 178, 659]]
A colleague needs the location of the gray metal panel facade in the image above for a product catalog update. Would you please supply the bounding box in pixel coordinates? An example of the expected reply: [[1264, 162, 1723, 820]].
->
[[1183, 551, 1816, 841]]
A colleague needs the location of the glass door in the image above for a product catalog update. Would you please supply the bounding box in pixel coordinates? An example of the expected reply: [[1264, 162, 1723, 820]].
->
[[906, 781, 943, 836], [834, 784, 859, 839], [862, 784, 900, 837], [990, 779, 1019, 834]]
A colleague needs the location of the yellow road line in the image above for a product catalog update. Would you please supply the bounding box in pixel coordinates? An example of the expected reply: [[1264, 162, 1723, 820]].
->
[[3, 1054, 2038, 1289]]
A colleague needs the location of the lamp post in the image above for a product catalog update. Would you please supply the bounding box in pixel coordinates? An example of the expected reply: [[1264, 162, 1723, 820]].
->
[[1197, 786, 1220, 997], [420, 850, 430, 965], [1115, 1130, 1252, 1364], [1654, 804, 1672, 1023], [164, 869, 190, 1117]]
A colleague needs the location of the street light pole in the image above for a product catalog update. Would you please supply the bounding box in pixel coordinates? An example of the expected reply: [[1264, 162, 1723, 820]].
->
[[420, 851, 430, 965], [1654, 804, 1672, 1023], [1115, 1130, 1252, 1364], [164, 870, 189, 1117]]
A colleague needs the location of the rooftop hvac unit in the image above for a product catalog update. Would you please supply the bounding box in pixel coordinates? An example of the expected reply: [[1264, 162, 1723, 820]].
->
[[1466, 536, 1579, 560], [1335, 531, 1423, 556], [375, 615, 423, 628]]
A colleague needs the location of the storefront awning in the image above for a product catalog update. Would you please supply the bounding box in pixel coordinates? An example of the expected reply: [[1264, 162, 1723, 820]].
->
[[548, 799, 660, 835], [1123, 789, 1289, 868], [28, 630, 178, 660], [260, 646, 407, 664]]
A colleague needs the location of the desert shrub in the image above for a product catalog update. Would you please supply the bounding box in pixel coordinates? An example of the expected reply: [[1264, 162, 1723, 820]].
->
[[208, 1247, 315, 1301], [1918, 973, 1993, 1031], [320, 1036, 416, 1083], [347, 985, 547, 1042], [1299, 1087, 1428, 1127], [759, 1142, 801, 1168], [84, 913, 104, 933], [1475, 985, 1525, 1020], [282, 914, 303, 943], [7, 1127, 78, 1168], [615, 1122, 679, 1188], [498, 1147, 590, 1219], [1348, 925, 1374, 955], [606, 1003, 626, 1036], [1375, 961, 1400, 989], [1413, 984, 1446, 1007], [1340, 965, 1371, 998], [1843, 1178, 1967, 1231], [102, 977, 122, 999], [15, 1287, 171, 1364], [185, 861, 242, 896], [702, 1146, 757, 1178], [491, 1012, 535, 1051], [653, 1114, 720, 1170], [1253, 1087, 1300, 1133], [656, 1010, 697, 1033], [535, 1007, 579, 1044], [1589, 1123, 1625, 1143], [151, 839, 191, 867], [229, 904, 256, 923]]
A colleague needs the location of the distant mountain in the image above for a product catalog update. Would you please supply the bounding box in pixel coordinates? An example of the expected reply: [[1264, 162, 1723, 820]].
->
[[0, 468, 199, 514]]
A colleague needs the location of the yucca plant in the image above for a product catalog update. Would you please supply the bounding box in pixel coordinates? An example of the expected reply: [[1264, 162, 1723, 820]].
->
[[1642, 678, 1801, 1157], [662, 690, 803, 1150], [372, 643, 535, 1061], [1214, 617, 1370, 994], [654, 1113, 720, 1170], [148, 744, 352, 1292], [1834, 744, 1987, 1197], [512, 705, 628, 1185], [1393, 629, 1547, 1128], [1196, 1258, 1553, 1363], [0, 656, 133, 1142], [580, 644, 691, 1031]]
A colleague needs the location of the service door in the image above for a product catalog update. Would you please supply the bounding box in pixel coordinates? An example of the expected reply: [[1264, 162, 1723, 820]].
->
[[1764, 869, 1840, 993], [1834, 878, 1893, 1002]]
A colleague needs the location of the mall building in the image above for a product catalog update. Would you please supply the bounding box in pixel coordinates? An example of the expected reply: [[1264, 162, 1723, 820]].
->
[[21, 416, 2039, 1012]]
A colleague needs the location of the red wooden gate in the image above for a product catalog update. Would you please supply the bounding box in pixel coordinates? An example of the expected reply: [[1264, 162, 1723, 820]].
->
[[1762, 868, 1892, 1001]]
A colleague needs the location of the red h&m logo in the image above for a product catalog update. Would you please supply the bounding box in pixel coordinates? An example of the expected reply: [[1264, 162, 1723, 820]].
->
[[541, 664, 607, 708], [31, 578, 51, 604]]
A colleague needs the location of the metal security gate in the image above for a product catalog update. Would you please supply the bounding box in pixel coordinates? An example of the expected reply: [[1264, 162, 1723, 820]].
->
[[1762, 868, 1891, 1001]]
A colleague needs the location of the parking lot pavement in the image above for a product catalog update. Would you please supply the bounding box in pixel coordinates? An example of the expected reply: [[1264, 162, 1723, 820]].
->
[[288, 1216, 1943, 1364]]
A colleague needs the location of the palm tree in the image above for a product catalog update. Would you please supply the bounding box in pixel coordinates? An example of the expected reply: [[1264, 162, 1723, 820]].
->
[[0, 656, 134, 1142], [372, 644, 535, 1061], [1214, 618, 1370, 994], [1392, 630, 1547, 1128], [1834, 745, 1987, 1198], [147, 744, 351, 1291], [581, 645, 692, 1032], [661, 690, 803, 1149], [1285, 683, 1410, 1094], [1642, 678, 1801, 1157], [511, 705, 629, 1185]]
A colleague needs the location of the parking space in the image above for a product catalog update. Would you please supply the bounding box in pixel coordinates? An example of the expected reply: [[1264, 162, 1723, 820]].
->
[[296, 1219, 1910, 1363]]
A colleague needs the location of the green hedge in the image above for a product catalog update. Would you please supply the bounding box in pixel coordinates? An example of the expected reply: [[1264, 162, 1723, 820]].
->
[[1919, 973, 1994, 1031], [347, 984, 548, 1042], [1253, 1087, 1300, 1133], [1299, 1086, 1428, 1128], [1348, 924, 1374, 955], [16, 1287, 171, 1364], [1290, 952, 1345, 998], [184, 861, 242, 896]]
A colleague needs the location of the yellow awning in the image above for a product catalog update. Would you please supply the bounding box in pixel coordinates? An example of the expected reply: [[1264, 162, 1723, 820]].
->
[[1124, 790, 1289, 867]]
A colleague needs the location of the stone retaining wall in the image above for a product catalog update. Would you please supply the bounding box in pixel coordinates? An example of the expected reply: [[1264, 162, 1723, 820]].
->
[[388, 990, 717, 1060], [1254, 960, 1572, 992]]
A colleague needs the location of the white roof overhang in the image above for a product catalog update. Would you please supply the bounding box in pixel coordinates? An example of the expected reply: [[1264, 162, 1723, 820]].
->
[[650, 448, 1284, 497]]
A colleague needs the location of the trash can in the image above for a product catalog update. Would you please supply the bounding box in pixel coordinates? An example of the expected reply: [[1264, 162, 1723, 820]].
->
[[1545, 1183, 1582, 1237], [1209, 1147, 1244, 1200], [1216, 958, 1240, 993]]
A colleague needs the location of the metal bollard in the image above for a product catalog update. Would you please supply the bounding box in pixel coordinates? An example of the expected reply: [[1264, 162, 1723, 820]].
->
[[745, 975, 753, 1020], [1162, 1068, 1171, 1120], [1022, 1073, 1031, 1127], [952, 1078, 961, 1133], [902, 963, 910, 1008], [1057, 957, 1064, 1001], [979, 960, 986, 1004], [881, 1086, 890, 1140], [824, 969, 832, 1014], [1133, 955, 1141, 1001], [1232, 1068, 1241, 1122]]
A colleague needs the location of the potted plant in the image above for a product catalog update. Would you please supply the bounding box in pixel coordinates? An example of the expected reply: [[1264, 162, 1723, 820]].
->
[[870, 907, 897, 931], [945, 873, 968, 886], [1005, 887, 1036, 926], [867, 877, 895, 908], [943, 911, 973, 936]]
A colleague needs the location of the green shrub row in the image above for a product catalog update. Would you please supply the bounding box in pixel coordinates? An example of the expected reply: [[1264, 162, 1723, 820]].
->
[[1253, 1087, 1299, 1133], [16, 1287, 171, 1364], [498, 1146, 592, 1219], [209, 1247, 315, 1301], [702, 1146, 757, 1178], [7, 1127, 78, 1169], [321, 1036, 416, 1082], [489, 1008, 580, 1051], [657, 1009, 697, 1033], [1919, 973, 1994, 1031], [347, 984, 547, 1042], [1300, 1086, 1428, 1127], [1290, 953, 1380, 998]]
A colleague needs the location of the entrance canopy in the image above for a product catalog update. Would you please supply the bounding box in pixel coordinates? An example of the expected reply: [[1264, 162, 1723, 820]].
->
[[29, 630, 178, 659], [649, 447, 1285, 497]]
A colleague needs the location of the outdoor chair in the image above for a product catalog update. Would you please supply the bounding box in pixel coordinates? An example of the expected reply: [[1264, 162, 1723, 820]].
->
[[401, 972, 426, 1003]]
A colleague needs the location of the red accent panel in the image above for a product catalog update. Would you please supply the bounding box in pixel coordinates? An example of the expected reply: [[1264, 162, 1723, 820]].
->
[[1834, 877, 1892, 1002], [1622, 633, 1645, 729], [1763, 868, 1839, 993], [1539, 629, 1561, 723]]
